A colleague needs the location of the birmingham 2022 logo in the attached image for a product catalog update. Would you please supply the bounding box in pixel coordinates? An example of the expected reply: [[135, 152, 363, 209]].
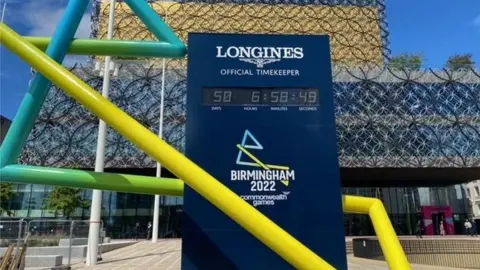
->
[[231, 129, 295, 207]]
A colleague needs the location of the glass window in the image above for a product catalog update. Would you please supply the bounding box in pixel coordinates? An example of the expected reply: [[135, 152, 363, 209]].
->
[[164, 196, 183, 206], [138, 195, 152, 209], [116, 193, 127, 212], [9, 192, 26, 210], [124, 194, 138, 216], [474, 186, 480, 196], [102, 191, 112, 215], [16, 184, 31, 192], [467, 188, 471, 198], [83, 190, 92, 200], [31, 185, 46, 192], [29, 191, 48, 210], [446, 185, 469, 213], [454, 185, 463, 200], [417, 187, 431, 206]]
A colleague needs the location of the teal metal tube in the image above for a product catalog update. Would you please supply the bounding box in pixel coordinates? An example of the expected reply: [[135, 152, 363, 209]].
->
[[0, 165, 184, 196], [0, 0, 90, 168], [24, 37, 186, 58], [124, 0, 185, 47]]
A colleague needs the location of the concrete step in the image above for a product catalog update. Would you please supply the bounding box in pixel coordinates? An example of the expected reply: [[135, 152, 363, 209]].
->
[[25, 266, 70, 270], [346, 241, 354, 254], [25, 255, 63, 268]]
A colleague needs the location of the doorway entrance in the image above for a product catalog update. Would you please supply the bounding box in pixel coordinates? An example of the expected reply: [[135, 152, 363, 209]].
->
[[420, 205, 454, 235], [432, 212, 446, 235]]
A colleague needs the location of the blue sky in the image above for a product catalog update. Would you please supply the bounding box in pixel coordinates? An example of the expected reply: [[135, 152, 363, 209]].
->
[[0, 0, 479, 120]]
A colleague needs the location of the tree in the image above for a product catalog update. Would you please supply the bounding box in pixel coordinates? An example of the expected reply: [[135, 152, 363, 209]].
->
[[445, 53, 476, 70], [0, 182, 14, 216], [43, 187, 90, 219], [389, 53, 424, 70]]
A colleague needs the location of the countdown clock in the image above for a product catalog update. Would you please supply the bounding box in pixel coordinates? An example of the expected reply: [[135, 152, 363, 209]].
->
[[202, 88, 319, 106]]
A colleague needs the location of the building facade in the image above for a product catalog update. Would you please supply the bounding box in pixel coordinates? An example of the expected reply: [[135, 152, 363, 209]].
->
[[4, 183, 472, 238], [3, 0, 479, 237], [467, 180, 480, 219]]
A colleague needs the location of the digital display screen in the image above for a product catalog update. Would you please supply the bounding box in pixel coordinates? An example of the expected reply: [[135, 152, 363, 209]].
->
[[202, 88, 319, 106]]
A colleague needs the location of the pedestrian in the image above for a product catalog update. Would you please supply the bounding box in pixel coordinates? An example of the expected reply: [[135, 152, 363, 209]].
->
[[415, 220, 423, 239], [439, 221, 446, 236], [133, 222, 140, 241], [464, 219, 472, 236], [147, 222, 152, 240], [470, 219, 478, 237]]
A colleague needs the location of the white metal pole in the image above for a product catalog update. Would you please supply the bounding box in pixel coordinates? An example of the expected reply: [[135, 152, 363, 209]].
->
[[152, 58, 167, 242], [1, 2, 7, 23], [86, 0, 116, 265]]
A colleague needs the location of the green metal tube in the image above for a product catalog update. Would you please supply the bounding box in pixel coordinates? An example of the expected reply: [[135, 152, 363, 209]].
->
[[0, 165, 184, 196], [24, 37, 187, 58]]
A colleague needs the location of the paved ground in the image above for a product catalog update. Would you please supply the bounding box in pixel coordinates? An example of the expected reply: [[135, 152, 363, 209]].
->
[[348, 235, 480, 240], [70, 239, 473, 270]]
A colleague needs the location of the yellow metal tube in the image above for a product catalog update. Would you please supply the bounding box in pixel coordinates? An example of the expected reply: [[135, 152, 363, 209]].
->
[[0, 23, 335, 270], [343, 195, 411, 270]]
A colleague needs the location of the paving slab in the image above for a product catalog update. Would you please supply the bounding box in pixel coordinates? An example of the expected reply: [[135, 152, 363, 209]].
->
[[70, 240, 471, 270]]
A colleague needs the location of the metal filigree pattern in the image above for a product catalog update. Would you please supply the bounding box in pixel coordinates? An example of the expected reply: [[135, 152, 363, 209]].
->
[[334, 68, 480, 167], [20, 64, 186, 168], [19, 65, 480, 168], [91, 0, 391, 68]]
